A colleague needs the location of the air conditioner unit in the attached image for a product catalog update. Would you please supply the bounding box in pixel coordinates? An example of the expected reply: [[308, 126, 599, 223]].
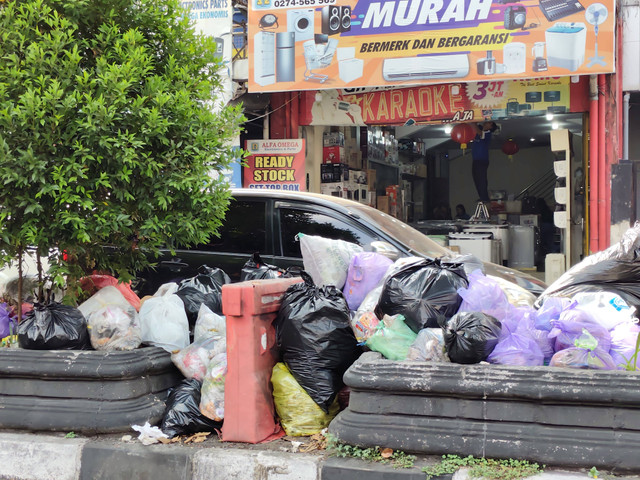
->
[[382, 54, 469, 81]]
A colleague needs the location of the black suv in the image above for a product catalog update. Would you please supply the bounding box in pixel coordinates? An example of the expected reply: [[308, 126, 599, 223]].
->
[[136, 189, 547, 297]]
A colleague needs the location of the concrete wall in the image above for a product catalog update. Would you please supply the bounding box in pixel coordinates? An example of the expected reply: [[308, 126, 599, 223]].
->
[[447, 145, 556, 213]]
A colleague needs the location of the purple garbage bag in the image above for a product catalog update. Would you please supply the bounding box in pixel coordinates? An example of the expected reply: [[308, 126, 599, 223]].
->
[[487, 332, 544, 366], [550, 329, 617, 370], [0, 303, 17, 338], [550, 347, 617, 370], [504, 306, 554, 360], [548, 305, 611, 352], [609, 322, 640, 370], [534, 297, 572, 331], [458, 270, 511, 323], [343, 252, 393, 311]]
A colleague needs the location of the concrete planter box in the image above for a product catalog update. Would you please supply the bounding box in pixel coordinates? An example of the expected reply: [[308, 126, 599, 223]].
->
[[330, 352, 640, 472], [0, 347, 182, 433]]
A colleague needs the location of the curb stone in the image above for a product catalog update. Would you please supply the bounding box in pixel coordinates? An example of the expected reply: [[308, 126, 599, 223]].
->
[[0, 432, 87, 480], [2, 432, 640, 480]]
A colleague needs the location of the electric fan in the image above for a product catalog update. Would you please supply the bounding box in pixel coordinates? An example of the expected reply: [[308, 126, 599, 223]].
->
[[585, 3, 608, 67]]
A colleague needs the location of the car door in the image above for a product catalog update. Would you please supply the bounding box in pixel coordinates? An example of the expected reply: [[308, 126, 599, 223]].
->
[[273, 200, 383, 272], [137, 197, 273, 295]]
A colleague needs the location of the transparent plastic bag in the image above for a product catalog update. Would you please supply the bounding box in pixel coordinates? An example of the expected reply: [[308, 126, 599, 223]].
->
[[365, 314, 418, 361], [171, 337, 225, 380], [78, 286, 132, 320], [350, 311, 380, 344], [87, 304, 141, 351], [271, 362, 339, 436], [139, 288, 189, 353], [193, 304, 226, 343], [299, 233, 363, 289], [406, 328, 449, 362], [199, 353, 227, 421], [572, 291, 637, 331]]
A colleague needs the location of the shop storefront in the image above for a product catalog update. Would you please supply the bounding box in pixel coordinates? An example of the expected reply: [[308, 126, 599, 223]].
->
[[242, 0, 621, 272]]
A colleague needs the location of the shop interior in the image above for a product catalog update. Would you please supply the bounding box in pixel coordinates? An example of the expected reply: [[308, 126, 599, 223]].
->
[[320, 113, 586, 273]]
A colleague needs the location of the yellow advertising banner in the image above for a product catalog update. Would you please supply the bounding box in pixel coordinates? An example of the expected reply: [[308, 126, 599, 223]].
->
[[248, 0, 614, 92]]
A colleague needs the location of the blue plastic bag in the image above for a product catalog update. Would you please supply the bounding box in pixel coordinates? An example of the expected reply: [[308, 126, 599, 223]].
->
[[457, 270, 511, 324], [343, 252, 392, 311]]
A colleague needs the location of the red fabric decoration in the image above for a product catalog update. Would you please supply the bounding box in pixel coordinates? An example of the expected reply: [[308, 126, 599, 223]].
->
[[450, 123, 476, 151]]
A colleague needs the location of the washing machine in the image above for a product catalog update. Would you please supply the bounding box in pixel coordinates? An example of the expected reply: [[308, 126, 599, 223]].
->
[[462, 224, 510, 265], [448, 232, 501, 264], [287, 9, 315, 42]]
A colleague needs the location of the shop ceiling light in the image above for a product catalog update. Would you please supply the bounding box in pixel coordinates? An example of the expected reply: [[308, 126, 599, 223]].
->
[[546, 112, 554, 121], [552, 121, 559, 129], [530, 137, 535, 142], [444, 124, 453, 134]]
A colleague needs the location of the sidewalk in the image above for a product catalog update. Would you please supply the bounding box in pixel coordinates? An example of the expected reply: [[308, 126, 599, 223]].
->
[[1, 431, 637, 480]]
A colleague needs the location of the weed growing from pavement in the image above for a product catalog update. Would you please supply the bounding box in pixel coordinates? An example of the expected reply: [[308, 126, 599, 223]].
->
[[422, 454, 544, 480], [324, 433, 416, 469], [621, 334, 640, 371]]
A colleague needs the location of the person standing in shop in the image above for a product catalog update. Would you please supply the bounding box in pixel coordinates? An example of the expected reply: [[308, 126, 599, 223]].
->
[[471, 121, 498, 203]]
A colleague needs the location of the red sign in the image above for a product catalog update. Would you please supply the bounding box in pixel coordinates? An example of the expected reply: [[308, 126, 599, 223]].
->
[[243, 139, 306, 191]]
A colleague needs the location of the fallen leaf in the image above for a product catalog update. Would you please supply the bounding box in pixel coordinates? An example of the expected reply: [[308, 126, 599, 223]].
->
[[381, 448, 393, 458], [184, 432, 210, 444], [158, 437, 172, 444]]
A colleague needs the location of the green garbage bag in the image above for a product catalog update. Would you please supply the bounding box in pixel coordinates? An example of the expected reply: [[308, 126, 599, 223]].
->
[[365, 314, 418, 361]]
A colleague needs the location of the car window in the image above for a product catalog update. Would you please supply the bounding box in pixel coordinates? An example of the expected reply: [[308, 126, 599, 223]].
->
[[279, 207, 379, 257], [204, 200, 267, 253]]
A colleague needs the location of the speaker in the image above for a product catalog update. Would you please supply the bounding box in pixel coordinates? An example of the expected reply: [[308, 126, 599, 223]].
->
[[341, 5, 352, 32], [322, 5, 342, 35]]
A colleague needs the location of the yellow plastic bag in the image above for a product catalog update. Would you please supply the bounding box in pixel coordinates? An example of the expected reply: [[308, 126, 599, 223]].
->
[[271, 362, 339, 436]]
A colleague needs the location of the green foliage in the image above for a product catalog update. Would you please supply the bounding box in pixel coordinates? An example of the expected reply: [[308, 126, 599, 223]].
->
[[589, 466, 600, 478], [621, 332, 640, 371], [422, 454, 544, 480], [64, 431, 77, 438], [325, 433, 416, 469], [0, 0, 244, 304]]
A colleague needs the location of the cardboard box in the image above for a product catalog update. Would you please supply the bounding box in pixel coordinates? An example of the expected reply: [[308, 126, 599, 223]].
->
[[332, 163, 349, 182], [367, 169, 377, 190], [520, 214, 540, 227], [323, 146, 345, 164], [377, 195, 390, 214], [505, 200, 522, 213], [415, 164, 427, 178], [323, 131, 345, 147], [321, 181, 352, 199], [352, 170, 367, 184], [347, 149, 363, 170], [320, 164, 334, 183]]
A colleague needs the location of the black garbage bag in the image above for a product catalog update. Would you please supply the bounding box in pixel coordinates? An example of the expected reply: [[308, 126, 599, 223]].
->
[[274, 272, 361, 413], [161, 378, 223, 438], [375, 257, 468, 333], [441, 311, 502, 364], [176, 265, 230, 323], [240, 252, 285, 281], [18, 302, 91, 350], [537, 223, 640, 309]]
